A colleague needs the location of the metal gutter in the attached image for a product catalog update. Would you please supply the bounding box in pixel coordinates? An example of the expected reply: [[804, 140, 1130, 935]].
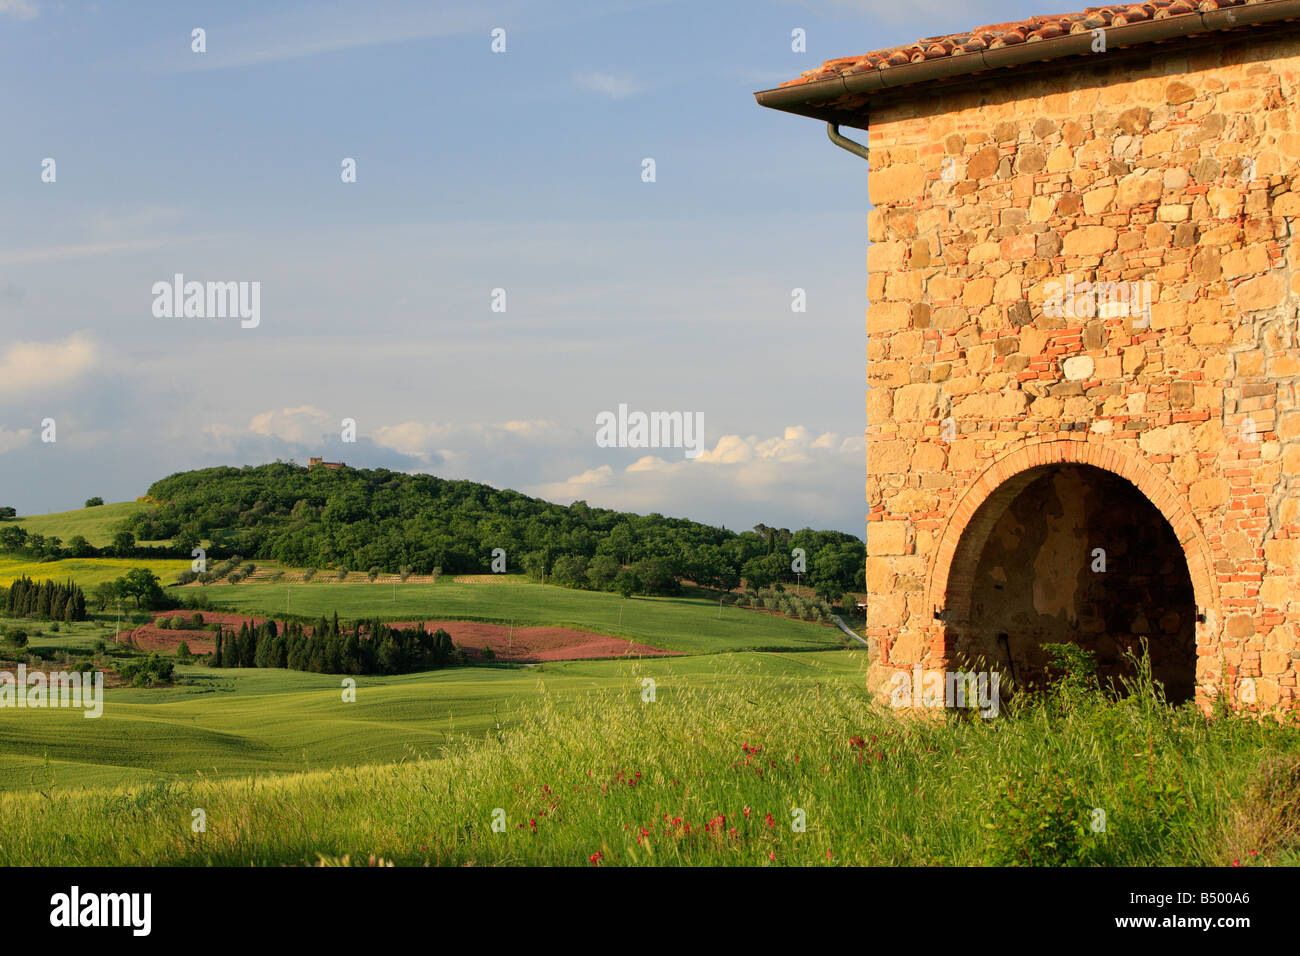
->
[[754, 0, 1300, 124], [827, 123, 869, 161]]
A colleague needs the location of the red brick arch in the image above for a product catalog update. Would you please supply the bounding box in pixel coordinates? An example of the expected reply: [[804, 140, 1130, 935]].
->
[[925, 435, 1220, 634]]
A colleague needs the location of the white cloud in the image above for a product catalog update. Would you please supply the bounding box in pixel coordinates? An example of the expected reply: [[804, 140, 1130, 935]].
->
[[572, 71, 645, 99], [0, 427, 34, 454], [189, 413, 862, 532], [373, 419, 564, 461], [0, 0, 37, 20], [530, 426, 862, 530], [540, 464, 614, 491], [0, 335, 98, 398], [247, 406, 333, 445]]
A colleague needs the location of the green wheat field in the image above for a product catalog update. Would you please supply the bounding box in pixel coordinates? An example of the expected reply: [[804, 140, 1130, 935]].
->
[[1, 513, 1297, 867]]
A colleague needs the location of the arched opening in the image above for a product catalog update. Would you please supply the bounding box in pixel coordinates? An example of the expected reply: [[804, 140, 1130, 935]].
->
[[943, 463, 1197, 704]]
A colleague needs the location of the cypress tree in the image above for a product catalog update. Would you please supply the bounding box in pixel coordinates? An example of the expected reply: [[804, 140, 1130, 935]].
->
[[36, 581, 52, 618]]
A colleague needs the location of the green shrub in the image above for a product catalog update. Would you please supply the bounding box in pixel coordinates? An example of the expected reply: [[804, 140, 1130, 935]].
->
[[982, 770, 1094, 866], [116, 654, 175, 687], [1043, 642, 1100, 695]]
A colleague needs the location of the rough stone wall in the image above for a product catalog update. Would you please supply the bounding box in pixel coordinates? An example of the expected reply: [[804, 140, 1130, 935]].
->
[[864, 33, 1300, 712]]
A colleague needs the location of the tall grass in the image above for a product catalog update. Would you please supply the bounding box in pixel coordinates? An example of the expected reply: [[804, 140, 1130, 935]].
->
[[0, 655, 1295, 866]]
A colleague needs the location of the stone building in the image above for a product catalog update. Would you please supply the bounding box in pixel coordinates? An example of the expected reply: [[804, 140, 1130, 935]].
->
[[757, 0, 1300, 711]]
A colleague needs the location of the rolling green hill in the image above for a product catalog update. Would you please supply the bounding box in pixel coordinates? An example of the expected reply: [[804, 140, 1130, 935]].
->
[[202, 577, 845, 655], [126, 463, 866, 598], [10, 501, 150, 548]]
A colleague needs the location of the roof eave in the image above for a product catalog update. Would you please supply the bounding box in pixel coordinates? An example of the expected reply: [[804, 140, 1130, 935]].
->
[[754, 0, 1300, 129]]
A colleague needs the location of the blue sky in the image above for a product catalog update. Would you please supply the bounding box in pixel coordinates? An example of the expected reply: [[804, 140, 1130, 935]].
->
[[0, 0, 1043, 535]]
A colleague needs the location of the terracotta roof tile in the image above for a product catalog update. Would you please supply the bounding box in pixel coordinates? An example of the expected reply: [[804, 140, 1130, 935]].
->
[[776, 0, 1275, 88]]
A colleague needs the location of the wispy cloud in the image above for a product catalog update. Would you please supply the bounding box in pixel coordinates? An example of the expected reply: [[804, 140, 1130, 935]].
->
[[0, 0, 38, 21], [166, 3, 500, 71], [0, 239, 169, 266], [373, 419, 565, 461], [0, 427, 34, 455], [572, 71, 646, 99]]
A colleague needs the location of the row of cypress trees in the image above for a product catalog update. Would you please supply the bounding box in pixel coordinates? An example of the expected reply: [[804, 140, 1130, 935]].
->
[[3, 576, 87, 621], [213, 614, 461, 675]]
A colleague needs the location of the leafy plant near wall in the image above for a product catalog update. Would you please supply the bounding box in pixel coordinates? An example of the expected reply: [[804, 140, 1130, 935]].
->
[[983, 769, 1094, 866]]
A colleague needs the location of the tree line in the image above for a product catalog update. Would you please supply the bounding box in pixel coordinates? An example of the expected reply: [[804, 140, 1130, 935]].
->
[[1, 577, 88, 622], [131, 464, 867, 599], [213, 614, 463, 675], [0, 524, 192, 562]]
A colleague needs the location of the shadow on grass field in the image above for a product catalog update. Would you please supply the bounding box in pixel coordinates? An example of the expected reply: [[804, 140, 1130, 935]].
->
[[198, 577, 844, 655]]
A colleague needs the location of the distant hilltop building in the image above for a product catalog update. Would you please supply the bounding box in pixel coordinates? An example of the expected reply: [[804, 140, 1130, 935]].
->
[[308, 457, 343, 471]]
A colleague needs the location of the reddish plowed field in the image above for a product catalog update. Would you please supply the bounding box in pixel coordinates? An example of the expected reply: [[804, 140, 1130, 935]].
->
[[126, 613, 676, 662]]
